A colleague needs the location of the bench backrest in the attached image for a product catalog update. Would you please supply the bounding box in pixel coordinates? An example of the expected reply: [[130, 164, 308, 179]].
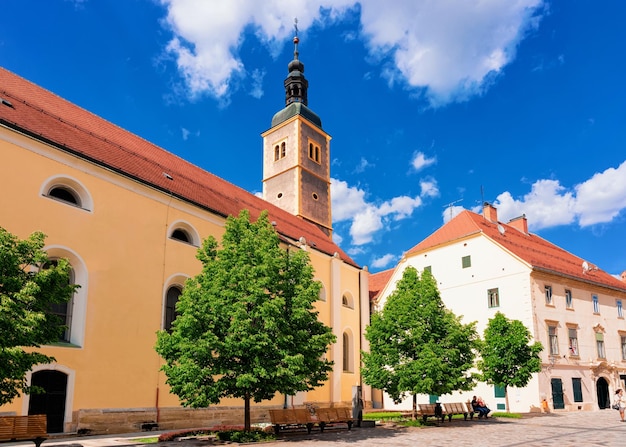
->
[[443, 402, 465, 414], [269, 409, 297, 425], [0, 415, 47, 440], [418, 403, 437, 414]]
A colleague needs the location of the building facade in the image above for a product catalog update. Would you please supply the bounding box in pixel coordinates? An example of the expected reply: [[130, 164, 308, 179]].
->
[[370, 203, 626, 413], [0, 37, 370, 434]]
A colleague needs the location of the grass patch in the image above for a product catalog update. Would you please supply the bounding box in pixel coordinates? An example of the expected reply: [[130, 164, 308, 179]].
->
[[363, 411, 406, 421], [130, 437, 158, 443], [158, 426, 275, 443], [491, 412, 522, 418]]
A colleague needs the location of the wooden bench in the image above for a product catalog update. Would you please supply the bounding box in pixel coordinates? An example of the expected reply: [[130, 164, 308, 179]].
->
[[314, 407, 355, 432], [417, 403, 444, 422], [0, 415, 47, 447], [269, 408, 314, 435], [442, 402, 475, 421]]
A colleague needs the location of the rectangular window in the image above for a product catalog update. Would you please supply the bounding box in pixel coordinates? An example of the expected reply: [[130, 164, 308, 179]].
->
[[592, 294, 599, 313], [494, 386, 505, 398], [462, 255, 471, 268], [565, 289, 573, 309], [548, 325, 559, 355], [621, 335, 626, 361], [568, 328, 579, 356], [487, 288, 499, 308], [308, 141, 321, 163], [596, 332, 605, 359], [618, 299, 623, 318], [572, 378, 583, 402], [544, 285, 553, 305]]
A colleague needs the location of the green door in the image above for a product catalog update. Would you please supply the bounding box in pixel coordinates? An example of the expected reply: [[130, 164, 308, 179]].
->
[[551, 378, 565, 409]]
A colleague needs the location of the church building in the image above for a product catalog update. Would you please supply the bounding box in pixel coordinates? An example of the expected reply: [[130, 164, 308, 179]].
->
[[0, 33, 372, 433]]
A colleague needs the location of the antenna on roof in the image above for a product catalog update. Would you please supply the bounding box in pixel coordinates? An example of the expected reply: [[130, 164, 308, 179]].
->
[[443, 198, 463, 221]]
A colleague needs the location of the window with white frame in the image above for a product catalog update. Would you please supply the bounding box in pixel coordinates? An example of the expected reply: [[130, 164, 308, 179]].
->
[[592, 294, 599, 313], [618, 299, 623, 318], [545, 285, 553, 305], [548, 325, 559, 355], [595, 332, 606, 359], [565, 289, 573, 309], [487, 288, 499, 308], [568, 327, 579, 356], [621, 335, 626, 361]]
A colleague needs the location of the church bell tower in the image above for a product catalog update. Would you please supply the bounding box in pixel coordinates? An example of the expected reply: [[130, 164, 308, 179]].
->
[[261, 23, 332, 236]]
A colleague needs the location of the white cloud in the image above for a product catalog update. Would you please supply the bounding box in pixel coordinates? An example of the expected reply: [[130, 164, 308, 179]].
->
[[411, 151, 436, 171], [181, 127, 190, 140], [442, 205, 464, 224], [354, 157, 374, 173], [159, 0, 546, 105], [331, 177, 433, 245], [420, 179, 439, 198], [249, 69, 265, 99], [371, 253, 397, 269], [486, 160, 626, 230]]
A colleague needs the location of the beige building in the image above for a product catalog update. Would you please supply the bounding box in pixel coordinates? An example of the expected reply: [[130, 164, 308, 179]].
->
[[370, 203, 626, 413], [0, 36, 371, 434]]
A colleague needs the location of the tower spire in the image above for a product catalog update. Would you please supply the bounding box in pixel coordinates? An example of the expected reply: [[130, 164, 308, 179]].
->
[[285, 18, 308, 106]]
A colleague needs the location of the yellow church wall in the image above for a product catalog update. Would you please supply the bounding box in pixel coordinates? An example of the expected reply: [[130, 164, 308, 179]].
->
[[1, 128, 366, 432]]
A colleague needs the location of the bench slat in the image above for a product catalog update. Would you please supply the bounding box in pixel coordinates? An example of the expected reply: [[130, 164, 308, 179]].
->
[[0, 415, 47, 444]]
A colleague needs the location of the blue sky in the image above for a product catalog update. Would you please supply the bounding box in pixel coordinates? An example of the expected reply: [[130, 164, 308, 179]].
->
[[2, 0, 625, 275]]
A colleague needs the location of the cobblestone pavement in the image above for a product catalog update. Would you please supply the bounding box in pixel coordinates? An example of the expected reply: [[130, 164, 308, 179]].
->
[[11, 411, 626, 447]]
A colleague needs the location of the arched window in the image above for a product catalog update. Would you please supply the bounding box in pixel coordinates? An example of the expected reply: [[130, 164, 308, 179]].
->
[[48, 186, 81, 207], [42, 260, 75, 343], [343, 331, 353, 372], [281, 142, 286, 158], [171, 229, 191, 243], [41, 176, 93, 211], [342, 293, 354, 309], [274, 145, 280, 161], [168, 221, 199, 246], [164, 286, 182, 332], [318, 283, 326, 302]]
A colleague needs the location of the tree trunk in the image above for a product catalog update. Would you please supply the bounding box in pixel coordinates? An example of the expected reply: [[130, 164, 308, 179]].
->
[[412, 393, 417, 420], [505, 386, 510, 413], [244, 394, 251, 431]]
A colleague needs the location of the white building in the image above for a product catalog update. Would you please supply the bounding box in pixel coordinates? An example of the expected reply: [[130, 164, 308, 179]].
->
[[370, 203, 626, 413]]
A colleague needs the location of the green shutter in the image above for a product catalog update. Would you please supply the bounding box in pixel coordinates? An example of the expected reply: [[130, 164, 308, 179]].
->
[[572, 378, 583, 402], [494, 385, 505, 398]]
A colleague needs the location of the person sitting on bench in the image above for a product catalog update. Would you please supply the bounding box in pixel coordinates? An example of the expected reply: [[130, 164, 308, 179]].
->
[[471, 396, 491, 418]]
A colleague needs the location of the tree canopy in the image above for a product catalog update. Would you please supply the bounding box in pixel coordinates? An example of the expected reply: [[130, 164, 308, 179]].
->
[[0, 227, 76, 405], [155, 210, 336, 430], [478, 311, 543, 410], [362, 266, 479, 412]]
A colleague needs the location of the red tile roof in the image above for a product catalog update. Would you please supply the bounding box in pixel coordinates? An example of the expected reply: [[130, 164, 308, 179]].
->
[[405, 209, 626, 292], [369, 268, 394, 301], [0, 67, 358, 268]]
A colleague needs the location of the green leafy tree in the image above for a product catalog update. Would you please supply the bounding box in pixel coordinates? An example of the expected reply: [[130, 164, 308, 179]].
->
[[478, 311, 543, 412], [0, 227, 76, 405], [362, 266, 479, 417], [155, 210, 336, 431]]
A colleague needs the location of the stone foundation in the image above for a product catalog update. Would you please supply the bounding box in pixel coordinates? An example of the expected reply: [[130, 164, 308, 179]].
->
[[71, 404, 330, 435]]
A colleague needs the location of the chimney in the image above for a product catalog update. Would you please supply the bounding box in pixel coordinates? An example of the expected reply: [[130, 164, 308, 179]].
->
[[508, 214, 528, 234], [482, 202, 498, 223]]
